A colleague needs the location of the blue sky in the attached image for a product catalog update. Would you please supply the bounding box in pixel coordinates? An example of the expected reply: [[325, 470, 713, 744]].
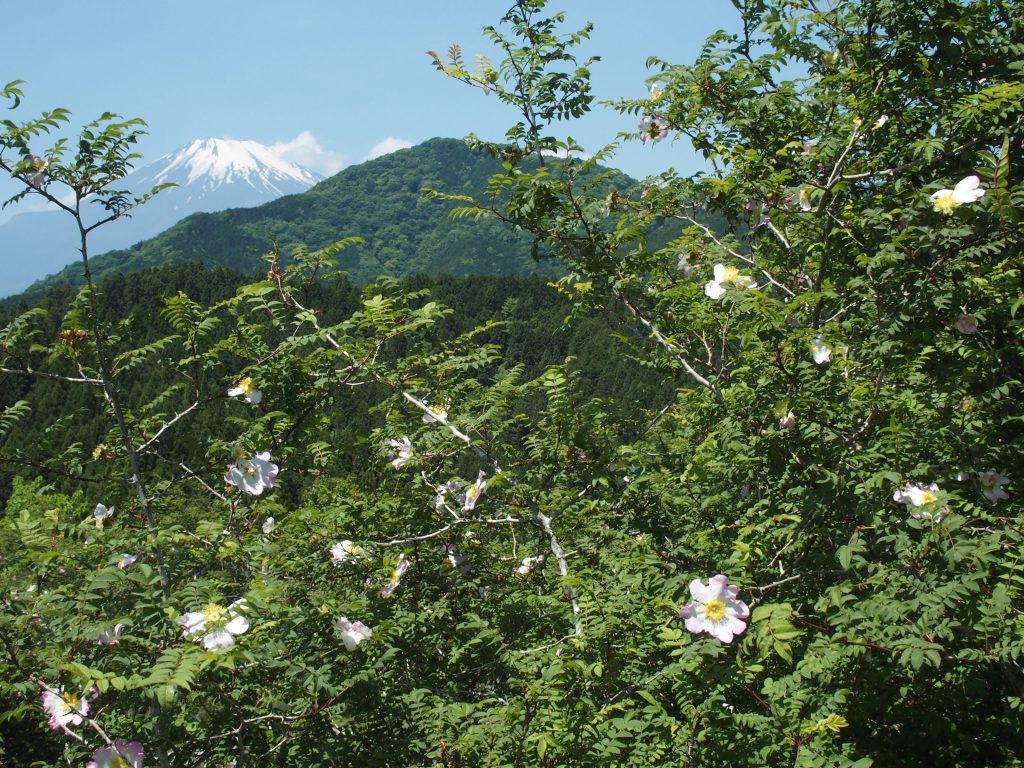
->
[[1, 1, 739, 223]]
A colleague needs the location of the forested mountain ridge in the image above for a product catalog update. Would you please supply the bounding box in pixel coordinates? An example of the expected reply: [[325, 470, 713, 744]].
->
[[18, 138, 641, 299]]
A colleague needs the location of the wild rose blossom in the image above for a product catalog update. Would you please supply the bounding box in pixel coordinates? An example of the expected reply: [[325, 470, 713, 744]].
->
[[334, 617, 373, 651], [227, 376, 262, 404], [87, 740, 144, 768], [387, 436, 414, 469], [41, 685, 92, 730], [178, 599, 250, 650], [331, 540, 366, 564], [460, 472, 487, 512], [638, 115, 669, 144], [225, 451, 278, 496], [94, 503, 114, 528], [515, 555, 542, 576], [443, 544, 470, 576], [262, 516, 275, 534], [893, 482, 947, 522], [931, 175, 985, 214], [98, 623, 126, 647], [678, 574, 750, 643], [979, 470, 1009, 504], [704, 264, 756, 299], [381, 553, 410, 597], [24, 154, 47, 189], [778, 411, 796, 430], [422, 402, 448, 424], [955, 315, 978, 335], [117, 553, 138, 569], [810, 336, 832, 365]]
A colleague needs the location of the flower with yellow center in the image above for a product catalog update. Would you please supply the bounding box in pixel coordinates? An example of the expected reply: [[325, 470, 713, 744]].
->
[[41, 685, 91, 730], [678, 574, 750, 643], [704, 263, 757, 300], [178, 599, 249, 650], [87, 739, 144, 768], [227, 376, 262, 404], [930, 175, 985, 214], [893, 482, 947, 522]]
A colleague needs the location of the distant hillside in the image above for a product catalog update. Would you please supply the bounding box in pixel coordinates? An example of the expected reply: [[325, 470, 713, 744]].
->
[[0, 138, 323, 297], [22, 139, 570, 297]]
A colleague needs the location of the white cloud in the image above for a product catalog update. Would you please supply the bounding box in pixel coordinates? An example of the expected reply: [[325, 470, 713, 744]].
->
[[270, 131, 347, 176], [364, 137, 414, 161]]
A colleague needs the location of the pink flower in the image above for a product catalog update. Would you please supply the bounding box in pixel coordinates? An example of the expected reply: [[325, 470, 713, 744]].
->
[[978, 470, 1009, 504], [459, 472, 487, 512], [117, 553, 138, 569], [387, 436, 414, 469], [87, 740, 144, 768], [778, 411, 796, 430], [955, 315, 978, 335], [678, 575, 750, 643], [638, 115, 669, 144], [24, 155, 47, 189], [98, 623, 126, 647], [41, 685, 92, 730], [334, 617, 373, 651], [381, 553, 410, 597]]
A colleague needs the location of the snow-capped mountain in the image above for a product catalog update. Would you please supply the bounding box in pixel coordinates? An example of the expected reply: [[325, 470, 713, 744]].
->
[[0, 138, 324, 297]]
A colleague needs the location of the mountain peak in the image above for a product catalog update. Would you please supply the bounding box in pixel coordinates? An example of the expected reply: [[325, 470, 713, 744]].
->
[[148, 137, 322, 194]]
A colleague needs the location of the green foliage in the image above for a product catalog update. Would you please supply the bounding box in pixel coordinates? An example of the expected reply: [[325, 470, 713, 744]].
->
[[1, 1, 1023, 767]]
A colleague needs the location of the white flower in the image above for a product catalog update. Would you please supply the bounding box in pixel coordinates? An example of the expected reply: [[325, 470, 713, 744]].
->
[[334, 616, 373, 651], [460, 472, 487, 512], [387, 436, 414, 469], [98, 623, 126, 646], [443, 544, 470, 575], [178, 599, 250, 650], [422, 402, 448, 424], [225, 451, 279, 496], [678, 574, 750, 643], [331, 540, 366, 564], [94, 503, 114, 529], [262, 516, 275, 534], [227, 376, 262, 404], [872, 114, 889, 130], [116, 553, 138, 569], [978, 470, 1009, 504], [87, 740, 144, 768], [798, 188, 813, 212], [931, 175, 985, 214], [515, 555, 542, 576], [778, 411, 796, 430], [41, 685, 91, 730], [893, 482, 947, 522], [381, 553, 410, 597], [649, 82, 664, 100], [704, 263, 756, 300], [810, 336, 832, 365]]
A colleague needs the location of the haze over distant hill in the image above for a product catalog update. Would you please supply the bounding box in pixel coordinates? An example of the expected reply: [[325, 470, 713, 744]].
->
[[0, 138, 323, 296]]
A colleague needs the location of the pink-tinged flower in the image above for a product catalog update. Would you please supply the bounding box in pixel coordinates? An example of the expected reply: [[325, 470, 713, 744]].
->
[[801, 138, 817, 156], [87, 740, 144, 768], [433, 480, 460, 509], [678, 575, 750, 643], [24, 155, 47, 189], [94, 503, 114, 528], [459, 472, 487, 512], [387, 436, 414, 469], [381, 554, 410, 597], [41, 685, 91, 730], [638, 115, 669, 144], [704, 264, 756, 299], [117, 553, 138, 569], [810, 336, 832, 365], [955, 315, 978, 335], [98, 623, 126, 647], [225, 451, 278, 496], [931, 175, 985, 214], [330, 540, 366, 564], [778, 411, 796, 430], [227, 376, 262, 404], [978, 470, 1009, 504], [178, 599, 250, 650], [334, 616, 373, 651], [893, 482, 947, 522]]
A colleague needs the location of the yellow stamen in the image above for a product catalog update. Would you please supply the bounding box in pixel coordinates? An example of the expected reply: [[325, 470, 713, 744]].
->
[[932, 191, 956, 214], [919, 491, 938, 505], [704, 598, 726, 622], [203, 603, 226, 624]]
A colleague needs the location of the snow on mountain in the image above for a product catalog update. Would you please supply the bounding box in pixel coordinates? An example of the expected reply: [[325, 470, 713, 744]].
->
[[1, 138, 324, 297]]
